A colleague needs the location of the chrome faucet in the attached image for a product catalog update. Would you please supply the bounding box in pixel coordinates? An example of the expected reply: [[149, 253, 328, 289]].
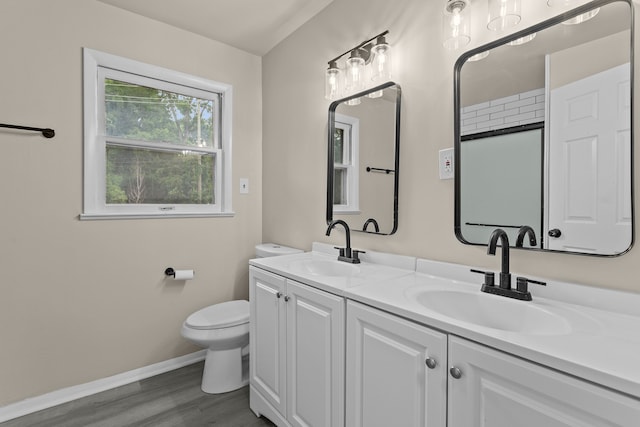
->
[[471, 228, 546, 301], [515, 225, 537, 248], [325, 220, 363, 264], [488, 228, 511, 289]]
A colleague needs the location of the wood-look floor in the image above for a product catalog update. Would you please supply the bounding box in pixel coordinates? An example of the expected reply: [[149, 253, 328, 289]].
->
[[1, 362, 275, 427]]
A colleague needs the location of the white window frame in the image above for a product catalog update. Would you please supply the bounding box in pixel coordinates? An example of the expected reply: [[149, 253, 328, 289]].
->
[[334, 113, 359, 214], [81, 48, 233, 220]]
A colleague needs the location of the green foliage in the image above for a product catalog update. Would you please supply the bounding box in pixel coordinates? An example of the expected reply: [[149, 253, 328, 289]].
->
[[104, 79, 217, 205], [106, 146, 214, 205]]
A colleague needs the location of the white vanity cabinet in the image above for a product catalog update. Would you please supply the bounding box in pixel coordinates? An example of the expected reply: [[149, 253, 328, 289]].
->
[[249, 266, 345, 427], [346, 301, 447, 427], [346, 301, 640, 427], [448, 336, 640, 427]]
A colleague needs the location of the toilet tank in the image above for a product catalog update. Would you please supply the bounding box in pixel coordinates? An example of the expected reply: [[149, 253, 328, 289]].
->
[[255, 243, 303, 258]]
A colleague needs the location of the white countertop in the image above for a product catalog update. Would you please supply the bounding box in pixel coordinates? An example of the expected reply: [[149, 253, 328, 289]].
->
[[249, 246, 415, 295], [250, 244, 640, 399], [344, 271, 640, 399]]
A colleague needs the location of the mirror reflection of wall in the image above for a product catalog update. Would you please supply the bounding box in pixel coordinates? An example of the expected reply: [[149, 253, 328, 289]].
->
[[327, 82, 400, 235], [455, 0, 632, 256]]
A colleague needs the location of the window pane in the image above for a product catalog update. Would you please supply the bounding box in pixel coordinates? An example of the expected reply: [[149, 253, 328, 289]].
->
[[105, 79, 216, 148], [333, 168, 346, 205], [106, 145, 215, 205], [334, 128, 344, 164]]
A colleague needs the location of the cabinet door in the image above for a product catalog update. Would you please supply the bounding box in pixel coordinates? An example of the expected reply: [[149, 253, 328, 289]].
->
[[286, 280, 345, 427], [346, 301, 447, 427], [448, 336, 640, 427], [249, 267, 287, 416]]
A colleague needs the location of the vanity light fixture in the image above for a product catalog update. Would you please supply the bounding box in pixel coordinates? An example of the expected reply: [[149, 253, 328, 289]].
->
[[487, 0, 521, 31], [546, 0, 600, 25], [324, 30, 392, 101], [443, 0, 471, 50]]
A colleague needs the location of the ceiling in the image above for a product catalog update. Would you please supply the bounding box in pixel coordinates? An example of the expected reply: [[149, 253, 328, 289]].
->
[[97, 0, 335, 56]]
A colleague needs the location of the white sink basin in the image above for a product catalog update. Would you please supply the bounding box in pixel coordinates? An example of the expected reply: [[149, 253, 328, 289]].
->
[[288, 259, 361, 277], [411, 289, 571, 335]]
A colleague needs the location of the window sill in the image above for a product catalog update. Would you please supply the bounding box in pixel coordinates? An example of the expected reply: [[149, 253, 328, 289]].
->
[[79, 212, 235, 221], [332, 210, 361, 215]]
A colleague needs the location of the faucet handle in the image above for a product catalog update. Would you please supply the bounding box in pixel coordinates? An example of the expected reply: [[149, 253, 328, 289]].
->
[[515, 277, 547, 301], [353, 250, 366, 263], [470, 269, 495, 287], [333, 246, 346, 257], [516, 277, 546, 293]]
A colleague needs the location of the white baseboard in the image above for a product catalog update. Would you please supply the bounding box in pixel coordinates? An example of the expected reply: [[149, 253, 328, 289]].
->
[[0, 350, 206, 423]]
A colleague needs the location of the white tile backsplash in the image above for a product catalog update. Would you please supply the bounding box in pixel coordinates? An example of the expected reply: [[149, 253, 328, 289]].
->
[[461, 88, 545, 135]]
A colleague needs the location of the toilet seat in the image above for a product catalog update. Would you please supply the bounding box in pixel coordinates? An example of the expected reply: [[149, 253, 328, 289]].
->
[[185, 300, 249, 330]]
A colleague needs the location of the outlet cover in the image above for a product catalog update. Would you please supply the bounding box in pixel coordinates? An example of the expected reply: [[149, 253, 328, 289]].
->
[[439, 148, 454, 180]]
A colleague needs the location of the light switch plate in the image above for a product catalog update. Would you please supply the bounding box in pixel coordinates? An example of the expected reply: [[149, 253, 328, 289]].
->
[[439, 148, 454, 180], [240, 178, 249, 194]]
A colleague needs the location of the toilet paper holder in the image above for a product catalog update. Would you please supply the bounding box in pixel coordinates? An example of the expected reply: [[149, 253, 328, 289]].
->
[[164, 267, 195, 277]]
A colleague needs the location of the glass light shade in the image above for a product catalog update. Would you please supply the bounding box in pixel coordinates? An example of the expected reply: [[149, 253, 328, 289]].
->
[[508, 32, 536, 45], [563, 8, 600, 24], [325, 62, 342, 100], [546, 0, 600, 25], [345, 51, 365, 95], [467, 51, 490, 62], [443, 1, 471, 50], [487, 0, 521, 31], [370, 40, 392, 82], [346, 97, 361, 106], [367, 90, 384, 99], [546, 0, 576, 6]]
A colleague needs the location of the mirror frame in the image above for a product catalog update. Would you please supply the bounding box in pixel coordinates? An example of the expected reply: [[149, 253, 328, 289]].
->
[[327, 81, 402, 235], [453, 0, 635, 256]]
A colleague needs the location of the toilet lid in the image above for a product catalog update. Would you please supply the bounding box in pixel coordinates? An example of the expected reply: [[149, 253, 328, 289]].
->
[[185, 300, 249, 330]]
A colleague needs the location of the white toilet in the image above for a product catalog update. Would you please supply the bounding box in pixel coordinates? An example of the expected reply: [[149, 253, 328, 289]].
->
[[181, 243, 302, 394]]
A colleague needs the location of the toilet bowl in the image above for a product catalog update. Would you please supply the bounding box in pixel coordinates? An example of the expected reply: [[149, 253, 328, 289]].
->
[[181, 300, 250, 394], [181, 243, 302, 394]]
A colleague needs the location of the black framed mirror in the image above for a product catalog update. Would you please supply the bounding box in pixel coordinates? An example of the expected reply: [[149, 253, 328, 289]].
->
[[454, 0, 633, 256], [327, 81, 401, 235]]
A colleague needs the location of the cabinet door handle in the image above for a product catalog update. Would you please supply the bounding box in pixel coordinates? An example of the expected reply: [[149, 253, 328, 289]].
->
[[425, 357, 437, 369], [449, 366, 462, 379], [276, 292, 282, 299], [284, 295, 290, 302]]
